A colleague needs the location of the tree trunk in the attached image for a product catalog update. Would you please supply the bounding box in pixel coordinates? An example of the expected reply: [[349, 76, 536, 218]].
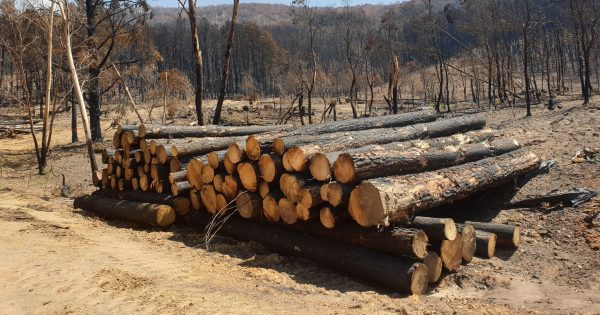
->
[[74, 195, 176, 227], [283, 115, 486, 172], [348, 151, 541, 227], [310, 129, 495, 181], [332, 139, 520, 184], [187, 211, 429, 295], [213, 0, 240, 124], [71, 89, 78, 143], [187, 0, 205, 125]]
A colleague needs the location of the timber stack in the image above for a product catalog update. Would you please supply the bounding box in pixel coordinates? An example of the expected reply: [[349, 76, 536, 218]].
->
[[75, 110, 541, 295]]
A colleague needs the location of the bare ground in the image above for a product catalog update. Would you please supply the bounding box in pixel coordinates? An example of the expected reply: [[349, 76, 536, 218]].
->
[[0, 97, 599, 314]]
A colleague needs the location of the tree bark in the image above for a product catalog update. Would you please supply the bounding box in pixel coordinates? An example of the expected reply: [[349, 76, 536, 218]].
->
[[333, 139, 520, 184], [74, 195, 176, 227], [348, 150, 541, 227], [139, 124, 290, 139], [213, 0, 240, 124], [186, 0, 205, 125], [284, 115, 486, 172]]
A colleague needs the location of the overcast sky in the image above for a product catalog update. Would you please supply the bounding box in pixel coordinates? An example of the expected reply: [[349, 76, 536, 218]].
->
[[148, 0, 405, 8]]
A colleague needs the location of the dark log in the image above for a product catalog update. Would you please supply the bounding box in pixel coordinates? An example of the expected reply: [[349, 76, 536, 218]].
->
[[473, 230, 497, 258], [348, 151, 541, 227], [333, 139, 520, 184], [411, 217, 457, 241], [509, 187, 597, 208], [92, 189, 191, 216], [464, 221, 521, 248], [139, 123, 291, 139], [283, 115, 486, 172], [188, 211, 429, 295], [289, 220, 428, 259], [74, 195, 175, 227]]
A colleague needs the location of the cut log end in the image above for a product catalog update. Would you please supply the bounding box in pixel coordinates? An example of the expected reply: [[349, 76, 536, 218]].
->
[[278, 198, 297, 224], [258, 154, 276, 182], [245, 136, 261, 160], [409, 263, 430, 295], [172, 197, 191, 216], [236, 192, 262, 219], [201, 185, 217, 214], [309, 153, 331, 181], [201, 165, 215, 184], [227, 142, 243, 163], [423, 251, 442, 283], [440, 236, 463, 272], [286, 147, 308, 172], [411, 229, 429, 259], [216, 194, 227, 213], [319, 207, 336, 229], [333, 153, 356, 184], [460, 224, 476, 263], [348, 182, 386, 227], [237, 162, 258, 192], [513, 226, 521, 248], [207, 151, 221, 170], [273, 138, 285, 155], [154, 204, 176, 227], [262, 194, 280, 223]]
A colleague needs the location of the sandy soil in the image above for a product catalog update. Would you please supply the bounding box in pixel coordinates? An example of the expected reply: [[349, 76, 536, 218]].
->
[[0, 96, 599, 314]]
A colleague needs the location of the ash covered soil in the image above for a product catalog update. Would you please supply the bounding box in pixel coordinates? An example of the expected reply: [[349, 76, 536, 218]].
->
[[0, 98, 599, 314]]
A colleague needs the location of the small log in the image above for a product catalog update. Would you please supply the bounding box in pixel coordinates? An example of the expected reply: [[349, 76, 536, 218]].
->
[[187, 211, 429, 295], [131, 178, 139, 191], [139, 174, 149, 191], [348, 151, 541, 227], [74, 195, 175, 227], [465, 221, 521, 248], [186, 159, 204, 189], [201, 185, 218, 214], [207, 150, 226, 170], [423, 251, 442, 283], [299, 184, 323, 209], [258, 153, 284, 183], [411, 216, 457, 241], [201, 164, 215, 184], [237, 162, 260, 192], [281, 152, 294, 172], [262, 191, 283, 223], [456, 224, 476, 263], [222, 175, 241, 201], [213, 174, 224, 192], [117, 178, 132, 191], [319, 206, 347, 229], [169, 170, 187, 184], [296, 203, 319, 221], [150, 164, 170, 180], [236, 192, 262, 219], [474, 230, 497, 258], [190, 189, 203, 211], [216, 193, 228, 213], [226, 142, 244, 164], [325, 182, 352, 207], [430, 235, 463, 272], [279, 173, 313, 203], [172, 181, 193, 196], [278, 197, 298, 224], [258, 181, 271, 198], [223, 154, 239, 175], [169, 157, 182, 172]]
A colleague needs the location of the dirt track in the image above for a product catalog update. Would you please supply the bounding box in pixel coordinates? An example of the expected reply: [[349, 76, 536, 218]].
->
[[1, 99, 599, 314]]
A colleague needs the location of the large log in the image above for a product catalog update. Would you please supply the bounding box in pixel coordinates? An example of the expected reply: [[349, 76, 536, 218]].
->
[[348, 150, 541, 227], [187, 211, 429, 295], [245, 110, 438, 158], [92, 189, 191, 216], [284, 115, 486, 172], [139, 123, 292, 139], [333, 139, 520, 184], [465, 221, 521, 248], [288, 220, 428, 259], [311, 129, 496, 180], [74, 195, 176, 227]]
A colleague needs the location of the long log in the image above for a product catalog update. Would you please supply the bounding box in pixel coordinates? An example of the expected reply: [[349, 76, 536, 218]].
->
[[284, 115, 486, 172], [333, 139, 520, 184], [288, 220, 428, 259], [92, 189, 191, 216], [187, 211, 429, 295], [464, 221, 521, 248], [246, 110, 438, 158], [139, 123, 292, 139], [348, 150, 541, 227], [74, 195, 176, 227]]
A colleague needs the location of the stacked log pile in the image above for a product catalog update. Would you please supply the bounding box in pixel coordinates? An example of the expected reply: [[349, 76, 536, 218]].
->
[[75, 111, 541, 295]]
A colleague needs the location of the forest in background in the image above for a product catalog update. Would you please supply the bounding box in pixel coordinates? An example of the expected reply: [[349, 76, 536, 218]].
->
[[0, 0, 598, 142]]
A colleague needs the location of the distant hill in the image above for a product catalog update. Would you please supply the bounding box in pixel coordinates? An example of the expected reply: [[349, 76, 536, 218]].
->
[[148, 1, 453, 26]]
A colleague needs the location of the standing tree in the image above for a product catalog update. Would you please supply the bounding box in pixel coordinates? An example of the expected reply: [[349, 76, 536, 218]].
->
[[178, 0, 205, 125], [213, 0, 240, 125]]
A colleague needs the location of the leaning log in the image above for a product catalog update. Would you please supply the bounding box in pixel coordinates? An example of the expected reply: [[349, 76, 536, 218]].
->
[[465, 221, 521, 248], [348, 150, 541, 227], [74, 195, 176, 227], [188, 211, 430, 295], [333, 139, 520, 184], [283, 115, 486, 171]]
